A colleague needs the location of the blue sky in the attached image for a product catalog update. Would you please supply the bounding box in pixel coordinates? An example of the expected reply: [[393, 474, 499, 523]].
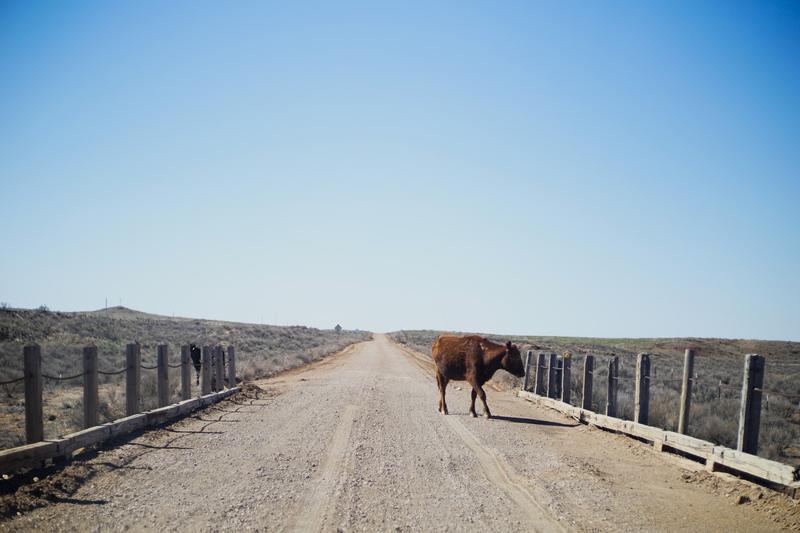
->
[[1, 1, 798, 339]]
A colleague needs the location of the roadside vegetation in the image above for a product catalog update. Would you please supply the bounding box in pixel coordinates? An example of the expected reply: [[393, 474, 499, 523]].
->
[[0, 306, 370, 449], [389, 330, 800, 466]]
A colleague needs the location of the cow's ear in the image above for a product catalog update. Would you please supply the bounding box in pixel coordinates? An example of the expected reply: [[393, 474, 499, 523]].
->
[[506, 341, 512, 350]]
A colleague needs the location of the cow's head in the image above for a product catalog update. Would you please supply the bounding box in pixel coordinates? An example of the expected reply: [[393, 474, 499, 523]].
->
[[501, 341, 525, 377]]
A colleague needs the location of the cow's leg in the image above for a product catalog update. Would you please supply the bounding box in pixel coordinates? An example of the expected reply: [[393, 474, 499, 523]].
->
[[470, 389, 478, 417], [435, 369, 443, 413], [468, 378, 491, 418], [476, 384, 492, 419], [436, 368, 449, 415]]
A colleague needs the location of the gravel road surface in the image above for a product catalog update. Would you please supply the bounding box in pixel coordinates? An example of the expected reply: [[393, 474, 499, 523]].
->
[[2, 334, 796, 532]]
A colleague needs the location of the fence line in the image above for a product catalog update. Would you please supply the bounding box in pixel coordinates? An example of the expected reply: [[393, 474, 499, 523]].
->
[[0, 342, 238, 474], [520, 348, 800, 495]]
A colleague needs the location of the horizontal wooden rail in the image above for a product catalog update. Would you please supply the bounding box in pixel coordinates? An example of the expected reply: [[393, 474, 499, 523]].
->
[[0, 387, 240, 474], [517, 390, 800, 496]]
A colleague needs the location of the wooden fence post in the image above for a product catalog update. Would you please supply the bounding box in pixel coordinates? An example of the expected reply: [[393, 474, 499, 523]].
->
[[582, 355, 594, 410], [201, 346, 212, 395], [554, 358, 563, 399], [227, 345, 236, 387], [24, 345, 43, 444], [605, 355, 618, 417], [125, 343, 141, 416], [547, 353, 557, 399], [534, 352, 546, 395], [214, 346, 224, 392], [634, 353, 651, 424], [157, 344, 169, 407], [678, 349, 695, 434], [737, 353, 765, 454], [180, 345, 191, 400], [83, 346, 98, 428], [523, 350, 533, 391], [561, 356, 571, 404]]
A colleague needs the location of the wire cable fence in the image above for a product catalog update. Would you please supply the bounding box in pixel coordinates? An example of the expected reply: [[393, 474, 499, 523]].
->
[[98, 368, 128, 376], [525, 348, 800, 463], [1, 343, 238, 447]]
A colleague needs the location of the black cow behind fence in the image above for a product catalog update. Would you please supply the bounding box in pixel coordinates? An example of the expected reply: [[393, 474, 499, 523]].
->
[[188, 343, 228, 389], [190, 344, 202, 385]]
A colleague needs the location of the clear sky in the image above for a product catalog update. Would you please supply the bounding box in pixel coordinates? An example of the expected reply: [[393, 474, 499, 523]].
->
[[1, 1, 798, 339]]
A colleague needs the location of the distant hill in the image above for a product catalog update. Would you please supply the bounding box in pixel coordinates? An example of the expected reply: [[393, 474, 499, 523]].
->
[[389, 329, 800, 362]]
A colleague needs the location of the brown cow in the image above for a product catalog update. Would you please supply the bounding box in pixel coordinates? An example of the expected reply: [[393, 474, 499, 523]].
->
[[432, 335, 525, 418]]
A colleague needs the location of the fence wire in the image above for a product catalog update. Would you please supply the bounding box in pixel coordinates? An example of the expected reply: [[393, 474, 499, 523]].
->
[[98, 368, 127, 375], [42, 372, 84, 381], [754, 387, 800, 401]]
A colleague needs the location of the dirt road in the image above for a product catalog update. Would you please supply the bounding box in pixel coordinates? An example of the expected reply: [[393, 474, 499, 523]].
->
[[2, 335, 796, 531]]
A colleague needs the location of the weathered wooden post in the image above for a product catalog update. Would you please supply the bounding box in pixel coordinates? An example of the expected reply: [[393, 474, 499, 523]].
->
[[561, 355, 571, 404], [201, 346, 212, 395], [83, 346, 98, 428], [125, 343, 141, 416], [180, 344, 191, 400], [227, 345, 236, 387], [24, 345, 43, 443], [605, 355, 618, 417], [634, 353, 651, 424], [522, 350, 533, 391], [737, 353, 765, 454], [554, 358, 563, 399], [534, 352, 546, 395], [582, 355, 594, 410], [157, 344, 169, 407], [214, 346, 224, 392], [547, 353, 557, 399], [678, 348, 695, 434]]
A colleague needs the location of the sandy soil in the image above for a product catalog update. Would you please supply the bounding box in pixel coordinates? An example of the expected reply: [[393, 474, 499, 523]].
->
[[1, 334, 798, 532]]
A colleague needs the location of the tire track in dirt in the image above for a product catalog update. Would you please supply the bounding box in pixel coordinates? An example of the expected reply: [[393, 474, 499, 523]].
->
[[291, 403, 359, 532], [393, 338, 568, 531], [442, 415, 567, 532]]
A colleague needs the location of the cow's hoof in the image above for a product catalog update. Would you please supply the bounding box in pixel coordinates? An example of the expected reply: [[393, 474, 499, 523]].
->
[[470, 412, 477, 418], [484, 413, 492, 419]]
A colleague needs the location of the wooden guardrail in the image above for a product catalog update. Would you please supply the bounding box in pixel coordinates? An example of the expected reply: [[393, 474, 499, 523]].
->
[[0, 343, 239, 474], [519, 349, 800, 496]]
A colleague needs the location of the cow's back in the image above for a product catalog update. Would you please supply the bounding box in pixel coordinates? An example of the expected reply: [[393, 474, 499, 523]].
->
[[432, 335, 484, 380]]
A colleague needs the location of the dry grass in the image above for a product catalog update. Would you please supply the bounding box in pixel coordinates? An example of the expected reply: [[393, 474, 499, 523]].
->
[[0, 306, 370, 449], [390, 329, 800, 466]]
